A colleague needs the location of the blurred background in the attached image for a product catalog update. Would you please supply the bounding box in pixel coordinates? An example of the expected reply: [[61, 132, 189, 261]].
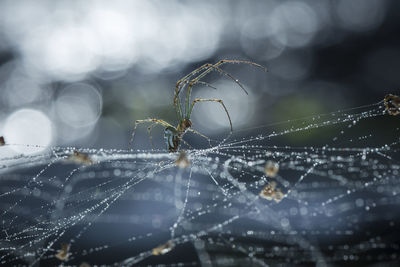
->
[[0, 0, 398, 153]]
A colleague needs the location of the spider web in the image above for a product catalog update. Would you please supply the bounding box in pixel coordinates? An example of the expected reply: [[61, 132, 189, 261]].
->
[[1, 98, 400, 266]]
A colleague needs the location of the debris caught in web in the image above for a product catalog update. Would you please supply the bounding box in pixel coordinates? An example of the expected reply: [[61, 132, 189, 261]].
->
[[259, 181, 284, 203], [384, 94, 400, 115], [175, 150, 190, 169], [152, 240, 175, 255], [55, 243, 70, 261], [264, 160, 279, 178], [67, 150, 93, 165]]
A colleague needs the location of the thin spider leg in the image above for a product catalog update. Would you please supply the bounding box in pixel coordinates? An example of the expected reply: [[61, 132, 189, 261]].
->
[[175, 63, 223, 107], [180, 59, 267, 98], [180, 138, 193, 150], [173, 91, 183, 122], [188, 98, 233, 132], [205, 64, 249, 94], [174, 63, 212, 117], [196, 81, 218, 90], [174, 59, 266, 115], [130, 119, 174, 146], [184, 64, 247, 118], [147, 123, 159, 150], [175, 63, 213, 98], [190, 60, 266, 90], [187, 128, 212, 147], [218, 59, 267, 72], [184, 61, 264, 116], [179, 81, 219, 116], [176, 60, 266, 97]]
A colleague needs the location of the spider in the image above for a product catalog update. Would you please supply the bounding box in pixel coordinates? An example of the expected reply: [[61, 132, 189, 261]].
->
[[130, 59, 267, 152]]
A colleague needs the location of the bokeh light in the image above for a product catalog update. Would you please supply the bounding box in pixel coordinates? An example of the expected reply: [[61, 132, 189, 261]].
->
[[55, 83, 102, 144], [193, 80, 256, 134], [269, 1, 318, 48], [335, 0, 388, 32], [3, 109, 53, 154], [55, 83, 102, 128]]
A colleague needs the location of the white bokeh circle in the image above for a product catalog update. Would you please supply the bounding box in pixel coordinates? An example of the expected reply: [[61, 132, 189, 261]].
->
[[4, 109, 53, 154]]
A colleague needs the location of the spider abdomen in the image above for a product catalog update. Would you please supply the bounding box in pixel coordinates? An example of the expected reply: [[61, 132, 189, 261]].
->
[[164, 127, 180, 152]]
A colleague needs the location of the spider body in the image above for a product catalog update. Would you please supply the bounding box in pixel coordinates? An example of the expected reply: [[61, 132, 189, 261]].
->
[[165, 119, 192, 152], [164, 126, 180, 152], [130, 59, 267, 152]]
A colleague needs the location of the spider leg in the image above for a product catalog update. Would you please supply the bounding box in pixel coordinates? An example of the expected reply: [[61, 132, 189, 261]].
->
[[188, 98, 233, 132], [187, 59, 267, 95], [180, 138, 193, 150], [174, 63, 212, 116], [183, 60, 267, 117], [175, 63, 213, 98], [175, 62, 230, 106], [187, 128, 212, 147], [195, 81, 218, 90], [176, 59, 266, 95], [130, 119, 174, 147], [180, 59, 267, 95], [195, 64, 249, 94], [174, 60, 266, 115], [174, 80, 218, 116], [147, 123, 158, 150]]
